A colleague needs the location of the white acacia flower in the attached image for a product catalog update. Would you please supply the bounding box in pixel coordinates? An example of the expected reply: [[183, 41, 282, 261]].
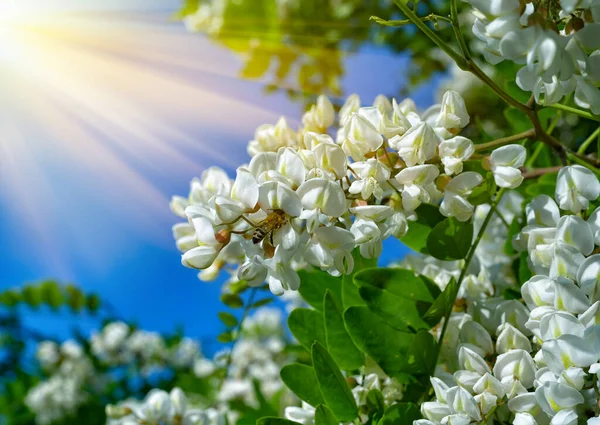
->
[[349, 158, 391, 200], [389, 122, 439, 167], [302, 95, 335, 132], [395, 164, 440, 211], [262, 247, 301, 295], [341, 113, 384, 160], [490, 144, 526, 189], [230, 168, 259, 211], [535, 382, 584, 416], [313, 142, 347, 180], [555, 165, 600, 213], [304, 226, 355, 275], [438, 136, 475, 175], [435, 90, 470, 133], [258, 181, 302, 217], [493, 349, 537, 388], [338, 94, 361, 126], [526, 195, 560, 227], [297, 178, 347, 218], [446, 386, 481, 420], [440, 172, 483, 222], [555, 215, 594, 256]]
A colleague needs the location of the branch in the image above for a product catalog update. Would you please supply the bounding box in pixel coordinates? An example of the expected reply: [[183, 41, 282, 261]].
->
[[546, 103, 600, 123], [474, 129, 535, 151], [521, 165, 562, 179]]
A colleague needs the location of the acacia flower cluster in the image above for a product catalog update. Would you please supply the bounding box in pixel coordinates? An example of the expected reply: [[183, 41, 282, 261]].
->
[[171, 91, 524, 295], [417, 167, 600, 424], [106, 388, 226, 425], [465, 0, 600, 112], [25, 324, 205, 425]]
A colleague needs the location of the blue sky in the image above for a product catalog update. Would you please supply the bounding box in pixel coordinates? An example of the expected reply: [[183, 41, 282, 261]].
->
[[0, 1, 442, 351]]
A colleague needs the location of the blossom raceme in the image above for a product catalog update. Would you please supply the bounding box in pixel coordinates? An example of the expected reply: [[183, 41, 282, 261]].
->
[[170, 91, 485, 295]]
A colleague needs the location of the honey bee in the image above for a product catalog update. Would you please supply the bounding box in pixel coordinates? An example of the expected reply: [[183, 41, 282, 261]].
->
[[252, 209, 289, 245]]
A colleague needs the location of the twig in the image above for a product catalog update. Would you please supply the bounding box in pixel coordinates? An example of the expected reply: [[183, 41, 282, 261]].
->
[[474, 129, 535, 152], [521, 166, 562, 179]]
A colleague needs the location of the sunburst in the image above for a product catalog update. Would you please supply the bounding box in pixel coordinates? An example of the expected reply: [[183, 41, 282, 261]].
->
[[0, 2, 293, 277]]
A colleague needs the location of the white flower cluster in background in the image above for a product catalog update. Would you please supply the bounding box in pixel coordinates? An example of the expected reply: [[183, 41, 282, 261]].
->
[[106, 387, 226, 425], [416, 166, 600, 424], [102, 308, 295, 425], [90, 321, 201, 371], [465, 0, 600, 113], [171, 91, 525, 295], [25, 340, 92, 425], [25, 324, 206, 425]]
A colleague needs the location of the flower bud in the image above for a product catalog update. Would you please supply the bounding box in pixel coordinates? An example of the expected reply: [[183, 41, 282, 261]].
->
[[436, 90, 470, 133]]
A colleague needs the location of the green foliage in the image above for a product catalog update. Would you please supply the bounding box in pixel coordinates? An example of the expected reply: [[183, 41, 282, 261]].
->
[[341, 250, 377, 309], [422, 278, 459, 327], [426, 217, 473, 261], [399, 204, 444, 254], [343, 306, 414, 378], [323, 291, 364, 371], [378, 403, 421, 425], [218, 312, 239, 327], [314, 405, 339, 425], [221, 293, 244, 308], [0, 280, 102, 313], [311, 342, 358, 422], [354, 268, 438, 332], [297, 270, 342, 312], [280, 363, 325, 407], [287, 308, 327, 351]]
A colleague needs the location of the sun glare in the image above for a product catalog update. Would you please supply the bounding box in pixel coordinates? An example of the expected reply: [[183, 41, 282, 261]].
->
[[0, 5, 287, 276]]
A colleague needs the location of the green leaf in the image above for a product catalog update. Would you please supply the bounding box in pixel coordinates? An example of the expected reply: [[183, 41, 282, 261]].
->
[[311, 342, 358, 422], [344, 307, 415, 379], [298, 270, 342, 312], [467, 173, 494, 206], [221, 293, 244, 309], [314, 405, 338, 425], [280, 363, 325, 407], [323, 291, 364, 370], [354, 268, 438, 302], [66, 285, 85, 312], [358, 285, 431, 332], [251, 298, 274, 309], [0, 289, 21, 307], [217, 331, 234, 343], [354, 268, 440, 332], [40, 281, 63, 309], [366, 389, 385, 413], [426, 217, 473, 261], [378, 403, 421, 425], [257, 418, 299, 425], [422, 278, 459, 327], [22, 286, 42, 308], [341, 250, 377, 309], [218, 312, 238, 328], [288, 308, 327, 351], [405, 330, 437, 375], [400, 204, 444, 254], [86, 294, 101, 312]]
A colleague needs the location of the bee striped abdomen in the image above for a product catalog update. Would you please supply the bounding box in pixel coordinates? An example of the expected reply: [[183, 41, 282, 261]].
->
[[252, 228, 268, 244]]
